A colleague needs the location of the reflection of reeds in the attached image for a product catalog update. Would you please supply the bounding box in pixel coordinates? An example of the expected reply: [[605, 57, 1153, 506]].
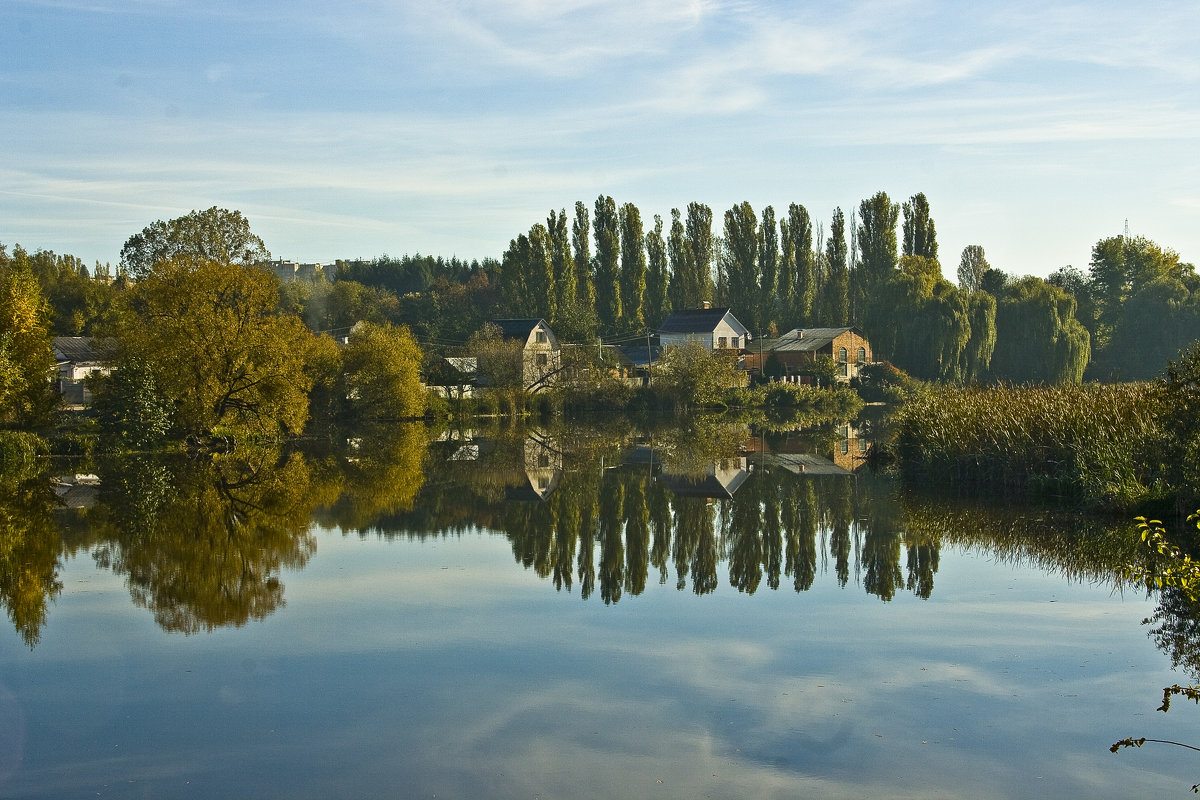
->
[[893, 383, 1166, 510], [899, 492, 1144, 591]]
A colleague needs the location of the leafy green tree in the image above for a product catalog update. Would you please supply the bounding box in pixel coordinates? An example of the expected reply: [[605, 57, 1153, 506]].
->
[[957, 245, 991, 293], [342, 322, 426, 420], [120, 207, 271, 281], [1089, 235, 1187, 344], [0, 251, 56, 427], [592, 195, 621, 329], [652, 341, 744, 408], [91, 356, 173, 448], [119, 257, 316, 436], [901, 192, 938, 262], [619, 202, 647, 329]]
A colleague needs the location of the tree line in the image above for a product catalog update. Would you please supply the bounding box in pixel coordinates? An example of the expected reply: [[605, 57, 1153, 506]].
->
[[1, 198, 1195, 437]]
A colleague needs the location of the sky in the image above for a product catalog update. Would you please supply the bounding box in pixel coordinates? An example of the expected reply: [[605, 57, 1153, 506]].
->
[[2, 0, 1198, 278]]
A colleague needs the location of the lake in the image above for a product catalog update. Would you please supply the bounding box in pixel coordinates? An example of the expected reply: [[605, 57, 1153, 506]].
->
[[0, 419, 1195, 798]]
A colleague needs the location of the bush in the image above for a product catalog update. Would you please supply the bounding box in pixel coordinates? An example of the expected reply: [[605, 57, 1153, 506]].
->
[[0, 430, 48, 471]]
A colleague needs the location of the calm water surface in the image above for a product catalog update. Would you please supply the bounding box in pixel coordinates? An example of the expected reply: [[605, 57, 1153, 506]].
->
[[0, 421, 1195, 798]]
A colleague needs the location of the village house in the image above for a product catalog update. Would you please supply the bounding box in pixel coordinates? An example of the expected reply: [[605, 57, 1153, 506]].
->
[[657, 306, 751, 352], [53, 337, 115, 407], [490, 318, 562, 391], [744, 326, 873, 383]]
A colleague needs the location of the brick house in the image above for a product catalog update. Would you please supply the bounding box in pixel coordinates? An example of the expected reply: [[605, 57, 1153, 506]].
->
[[744, 326, 873, 382]]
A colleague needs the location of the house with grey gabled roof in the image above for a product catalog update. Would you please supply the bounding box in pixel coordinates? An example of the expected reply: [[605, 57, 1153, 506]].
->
[[657, 307, 750, 352]]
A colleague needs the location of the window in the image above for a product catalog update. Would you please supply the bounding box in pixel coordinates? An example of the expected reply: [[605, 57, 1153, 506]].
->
[[535, 331, 547, 343], [718, 336, 727, 348], [838, 347, 847, 362], [858, 347, 866, 363], [536, 353, 548, 366]]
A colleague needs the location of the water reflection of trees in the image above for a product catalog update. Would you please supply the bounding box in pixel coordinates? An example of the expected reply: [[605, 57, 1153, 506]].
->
[[0, 463, 64, 647], [0, 418, 1160, 646], [87, 449, 333, 633], [375, 425, 1147, 606]]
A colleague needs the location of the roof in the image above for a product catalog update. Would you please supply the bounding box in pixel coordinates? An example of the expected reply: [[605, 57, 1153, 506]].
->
[[53, 337, 116, 364], [657, 307, 749, 337], [761, 327, 864, 353], [491, 318, 549, 341]]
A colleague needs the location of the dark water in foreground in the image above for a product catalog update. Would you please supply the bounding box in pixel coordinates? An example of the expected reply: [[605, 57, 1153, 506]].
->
[[0, 421, 1196, 798]]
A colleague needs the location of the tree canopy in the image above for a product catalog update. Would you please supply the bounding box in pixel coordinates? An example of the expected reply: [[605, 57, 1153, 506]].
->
[[120, 207, 271, 281]]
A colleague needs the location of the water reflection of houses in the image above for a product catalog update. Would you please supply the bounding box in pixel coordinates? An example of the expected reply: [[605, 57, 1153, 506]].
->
[[658, 458, 751, 499], [625, 445, 751, 499], [755, 423, 869, 474], [442, 430, 563, 502]]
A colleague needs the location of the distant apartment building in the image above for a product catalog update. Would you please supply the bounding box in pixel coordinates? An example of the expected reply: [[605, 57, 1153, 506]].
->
[[267, 260, 324, 282]]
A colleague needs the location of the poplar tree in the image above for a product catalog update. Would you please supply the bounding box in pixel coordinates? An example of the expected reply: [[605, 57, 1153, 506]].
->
[[758, 205, 779, 334], [592, 195, 621, 330], [572, 201, 595, 312], [822, 208, 850, 326], [785, 203, 814, 326], [619, 202, 647, 329], [501, 234, 533, 316], [902, 192, 938, 262], [857, 191, 900, 335], [546, 209, 576, 317], [685, 203, 715, 307], [526, 223, 556, 323], [667, 209, 690, 311], [644, 215, 670, 329], [957, 245, 990, 293], [722, 202, 759, 328]]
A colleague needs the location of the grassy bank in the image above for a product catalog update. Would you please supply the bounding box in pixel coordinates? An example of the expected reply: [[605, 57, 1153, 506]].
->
[[891, 382, 1168, 511]]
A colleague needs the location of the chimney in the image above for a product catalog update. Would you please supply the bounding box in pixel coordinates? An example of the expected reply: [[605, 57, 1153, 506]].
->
[[701, 300, 711, 309], [796, 329, 804, 339]]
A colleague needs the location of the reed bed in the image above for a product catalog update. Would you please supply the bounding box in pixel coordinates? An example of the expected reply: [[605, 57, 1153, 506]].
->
[[892, 383, 1167, 510]]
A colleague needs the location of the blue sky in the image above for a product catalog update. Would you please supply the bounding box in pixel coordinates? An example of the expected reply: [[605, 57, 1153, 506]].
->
[[3, 0, 1198, 278]]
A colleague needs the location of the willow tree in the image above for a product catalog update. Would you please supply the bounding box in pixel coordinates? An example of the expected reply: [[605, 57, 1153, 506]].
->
[[592, 195, 621, 329], [990, 276, 1091, 384], [961, 290, 997, 383], [871, 255, 971, 381]]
